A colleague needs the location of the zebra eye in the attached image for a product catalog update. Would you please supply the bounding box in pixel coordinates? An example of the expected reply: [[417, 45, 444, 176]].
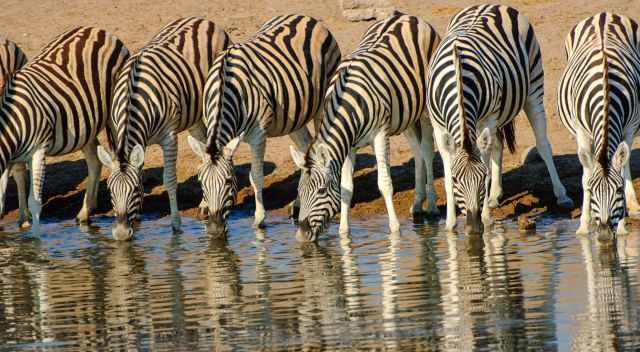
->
[[318, 187, 327, 195]]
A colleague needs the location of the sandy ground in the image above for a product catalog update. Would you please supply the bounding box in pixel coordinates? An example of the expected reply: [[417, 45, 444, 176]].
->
[[1, 0, 640, 226]]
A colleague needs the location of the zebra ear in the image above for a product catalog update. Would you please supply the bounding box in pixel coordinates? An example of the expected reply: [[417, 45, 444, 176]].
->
[[578, 148, 594, 170], [441, 133, 456, 154], [97, 145, 117, 170], [477, 128, 492, 155], [129, 144, 145, 169], [290, 145, 306, 170], [188, 135, 209, 163], [317, 143, 331, 169], [223, 133, 244, 160], [613, 142, 630, 172]]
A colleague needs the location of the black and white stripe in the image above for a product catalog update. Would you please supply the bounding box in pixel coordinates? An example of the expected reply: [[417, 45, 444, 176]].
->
[[428, 4, 572, 234], [0, 36, 29, 227], [558, 12, 640, 239], [291, 13, 440, 241], [97, 17, 229, 240], [0, 27, 129, 231], [188, 14, 341, 235]]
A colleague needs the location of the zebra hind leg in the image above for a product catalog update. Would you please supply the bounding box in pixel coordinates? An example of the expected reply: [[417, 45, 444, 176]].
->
[[339, 151, 356, 234], [524, 98, 574, 209], [77, 140, 101, 224], [161, 135, 182, 233], [403, 124, 426, 218], [419, 117, 438, 216], [373, 132, 400, 233], [623, 135, 640, 216], [488, 137, 503, 208], [288, 127, 313, 220]]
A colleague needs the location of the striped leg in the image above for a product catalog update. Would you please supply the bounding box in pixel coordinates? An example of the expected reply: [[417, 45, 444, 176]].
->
[[577, 162, 592, 235], [487, 136, 504, 208], [0, 168, 8, 219], [289, 127, 313, 218], [420, 117, 438, 216], [28, 148, 47, 233], [373, 132, 400, 233], [189, 122, 209, 218], [161, 134, 181, 232], [339, 151, 356, 234], [623, 134, 640, 216], [76, 140, 101, 224], [13, 163, 31, 228], [524, 98, 573, 208], [404, 124, 426, 217], [249, 136, 267, 228]]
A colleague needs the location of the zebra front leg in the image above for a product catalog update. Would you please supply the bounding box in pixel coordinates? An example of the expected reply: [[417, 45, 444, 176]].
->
[[13, 162, 31, 228], [189, 122, 209, 219], [524, 100, 573, 208], [0, 168, 8, 220], [577, 171, 592, 235], [28, 148, 47, 233], [488, 137, 503, 208], [373, 133, 400, 233], [420, 117, 438, 216], [404, 124, 426, 217], [288, 127, 313, 219], [249, 137, 267, 228], [434, 129, 457, 232], [161, 135, 181, 232], [339, 151, 356, 234], [77, 140, 101, 224], [623, 135, 640, 216]]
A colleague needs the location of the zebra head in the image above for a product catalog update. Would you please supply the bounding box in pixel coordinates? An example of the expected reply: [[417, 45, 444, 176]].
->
[[443, 127, 492, 234], [579, 142, 630, 241], [290, 143, 340, 242], [188, 135, 242, 238], [97, 144, 145, 241]]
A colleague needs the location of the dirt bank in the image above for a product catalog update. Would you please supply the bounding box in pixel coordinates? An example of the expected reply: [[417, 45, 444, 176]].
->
[[1, 0, 639, 226]]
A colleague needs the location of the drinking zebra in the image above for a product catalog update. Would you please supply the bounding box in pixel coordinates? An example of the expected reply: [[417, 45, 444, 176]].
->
[[188, 14, 341, 236], [558, 13, 640, 240], [97, 17, 229, 240], [0, 37, 28, 227], [427, 4, 572, 234], [290, 13, 440, 241], [0, 27, 129, 232]]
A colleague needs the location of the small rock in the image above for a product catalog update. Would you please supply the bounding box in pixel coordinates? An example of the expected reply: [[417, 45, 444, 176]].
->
[[518, 214, 536, 231], [341, 0, 394, 22]]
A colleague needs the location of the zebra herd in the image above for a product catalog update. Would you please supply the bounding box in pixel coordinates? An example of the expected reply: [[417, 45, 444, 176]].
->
[[0, 5, 638, 243]]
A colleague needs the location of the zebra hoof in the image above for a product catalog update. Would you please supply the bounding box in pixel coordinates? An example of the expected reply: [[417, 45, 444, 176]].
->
[[254, 220, 266, 229], [19, 220, 31, 229], [488, 199, 500, 209], [557, 197, 574, 209]]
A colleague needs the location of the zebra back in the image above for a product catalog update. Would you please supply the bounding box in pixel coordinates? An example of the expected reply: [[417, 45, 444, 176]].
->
[[109, 17, 229, 161], [203, 14, 341, 157], [428, 4, 540, 154], [0, 37, 27, 91], [317, 13, 439, 163], [558, 12, 640, 165], [0, 27, 129, 167]]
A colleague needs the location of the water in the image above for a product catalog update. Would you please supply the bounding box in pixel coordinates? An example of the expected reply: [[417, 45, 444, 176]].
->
[[0, 215, 639, 351]]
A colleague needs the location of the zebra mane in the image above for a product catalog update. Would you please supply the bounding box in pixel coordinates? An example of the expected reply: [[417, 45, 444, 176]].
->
[[598, 29, 611, 169], [206, 49, 229, 159], [452, 40, 474, 154], [117, 54, 143, 167]]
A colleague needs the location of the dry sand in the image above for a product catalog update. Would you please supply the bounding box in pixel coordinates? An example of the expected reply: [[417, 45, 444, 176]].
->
[[1, 0, 639, 225]]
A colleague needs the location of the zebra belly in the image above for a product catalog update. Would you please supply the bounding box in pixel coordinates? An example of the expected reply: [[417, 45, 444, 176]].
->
[[48, 115, 102, 156]]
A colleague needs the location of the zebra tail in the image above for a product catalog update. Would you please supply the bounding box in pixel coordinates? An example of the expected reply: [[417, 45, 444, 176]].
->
[[499, 119, 517, 154]]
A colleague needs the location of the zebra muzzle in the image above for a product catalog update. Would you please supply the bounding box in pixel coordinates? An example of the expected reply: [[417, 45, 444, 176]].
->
[[596, 223, 615, 243], [465, 210, 484, 235], [206, 211, 227, 238], [112, 221, 133, 241]]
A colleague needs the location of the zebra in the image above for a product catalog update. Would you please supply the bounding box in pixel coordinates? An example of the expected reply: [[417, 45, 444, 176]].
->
[[97, 17, 229, 240], [0, 27, 129, 232], [188, 14, 341, 236], [289, 13, 440, 241], [558, 13, 640, 240], [427, 4, 573, 234], [0, 36, 29, 227]]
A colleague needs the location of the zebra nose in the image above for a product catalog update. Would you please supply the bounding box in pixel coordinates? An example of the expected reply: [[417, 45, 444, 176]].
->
[[596, 223, 615, 243], [465, 210, 483, 235], [296, 219, 316, 242], [112, 222, 133, 241], [206, 211, 227, 238]]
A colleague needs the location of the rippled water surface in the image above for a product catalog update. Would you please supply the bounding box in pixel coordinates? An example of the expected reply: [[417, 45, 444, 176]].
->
[[1, 215, 640, 351]]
